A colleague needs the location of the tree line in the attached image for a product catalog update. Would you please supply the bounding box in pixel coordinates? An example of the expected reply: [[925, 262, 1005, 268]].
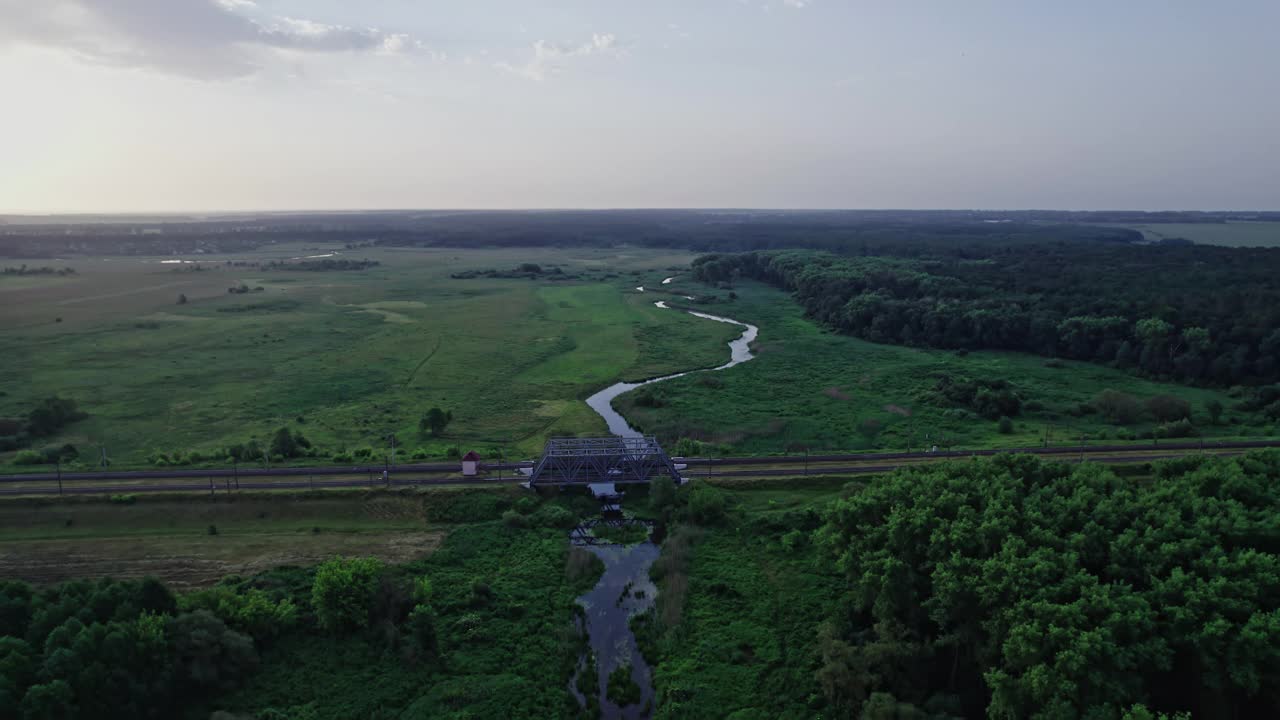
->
[[813, 451, 1280, 718], [692, 246, 1280, 388]]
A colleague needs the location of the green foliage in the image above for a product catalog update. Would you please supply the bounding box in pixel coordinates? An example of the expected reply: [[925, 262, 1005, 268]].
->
[[673, 437, 703, 457], [996, 416, 1014, 434], [180, 586, 298, 644], [419, 408, 453, 436], [310, 557, 386, 633], [168, 610, 258, 693], [813, 452, 1280, 718], [649, 478, 677, 513], [1206, 398, 1224, 424], [25, 397, 88, 439], [269, 427, 311, 459], [696, 246, 1280, 387], [12, 451, 43, 466], [1094, 388, 1146, 424], [683, 481, 728, 526], [606, 663, 641, 707]]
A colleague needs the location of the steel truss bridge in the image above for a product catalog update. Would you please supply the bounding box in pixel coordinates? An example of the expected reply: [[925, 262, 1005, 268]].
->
[[526, 436, 682, 488]]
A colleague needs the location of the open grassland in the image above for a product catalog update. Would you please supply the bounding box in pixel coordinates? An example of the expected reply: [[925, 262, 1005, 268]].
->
[[0, 494, 444, 590], [1101, 221, 1280, 247], [617, 279, 1275, 455], [0, 246, 737, 470]]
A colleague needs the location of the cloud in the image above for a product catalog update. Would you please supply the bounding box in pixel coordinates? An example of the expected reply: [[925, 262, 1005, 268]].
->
[[0, 0, 418, 79], [496, 33, 620, 82]]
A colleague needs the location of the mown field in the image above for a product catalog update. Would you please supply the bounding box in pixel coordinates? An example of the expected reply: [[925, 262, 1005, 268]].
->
[[0, 246, 738, 470], [0, 492, 453, 590], [616, 278, 1276, 455]]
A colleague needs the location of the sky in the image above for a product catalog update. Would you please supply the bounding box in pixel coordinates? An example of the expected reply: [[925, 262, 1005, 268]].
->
[[0, 0, 1277, 213]]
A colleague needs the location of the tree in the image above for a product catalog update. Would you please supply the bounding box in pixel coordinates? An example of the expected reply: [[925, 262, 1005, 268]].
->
[[19, 680, 75, 720], [421, 408, 452, 436], [1094, 389, 1145, 425], [176, 294, 188, 305], [311, 557, 385, 632], [168, 611, 257, 693], [269, 427, 297, 459], [1145, 395, 1191, 423], [1206, 399, 1224, 425]]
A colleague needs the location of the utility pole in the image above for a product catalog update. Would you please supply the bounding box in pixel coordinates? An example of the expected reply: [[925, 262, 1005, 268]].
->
[[56, 458, 63, 496]]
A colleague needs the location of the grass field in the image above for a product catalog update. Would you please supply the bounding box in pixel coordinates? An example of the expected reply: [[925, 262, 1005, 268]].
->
[[0, 493, 444, 589], [1099, 221, 1280, 247], [616, 279, 1276, 455], [0, 245, 738, 470]]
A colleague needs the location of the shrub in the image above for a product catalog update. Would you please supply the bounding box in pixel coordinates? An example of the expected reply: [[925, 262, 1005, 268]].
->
[[997, 416, 1014, 434], [532, 504, 576, 529], [501, 509, 529, 528], [1094, 389, 1145, 425], [109, 494, 137, 505], [1146, 395, 1192, 423], [12, 450, 44, 465], [673, 437, 703, 457], [445, 446, 461, 459], [181, 586, 299, 643], [1156, 418, 1197, 439], [685, 481, 727, 526], [606, 663, 642, 707], [312, 557, 386, 632]]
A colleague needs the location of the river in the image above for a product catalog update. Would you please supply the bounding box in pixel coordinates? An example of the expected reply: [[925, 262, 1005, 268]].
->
[[570, 289, 759, 718], [585, 300, 759, 437]]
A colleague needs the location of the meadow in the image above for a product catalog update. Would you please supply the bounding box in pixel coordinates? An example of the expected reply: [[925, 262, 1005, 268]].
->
[[1102, 221, 1280, 247], [0, 492, 446, 590], [0, 246, 738, 470], [616, 278, 1276, 455]]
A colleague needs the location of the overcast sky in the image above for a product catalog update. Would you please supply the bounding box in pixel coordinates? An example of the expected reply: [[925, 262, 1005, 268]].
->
[[1, 0, 1277, 213]]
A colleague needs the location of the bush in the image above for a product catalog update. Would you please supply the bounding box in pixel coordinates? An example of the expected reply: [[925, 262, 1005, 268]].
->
[[673, 437, 703, 457], [445, 446, 461, 459], [312, 557, 386, 632], [109, 494, 137, 505], [997, 416, 1014, 434], [181, 586, 299, 643], [685, 481, 727, 525], [12, 450, 44, 465], [1146, 395, 1192, 423], [501, 509, 529, 528], [531, 504, 576, 529], [1094, 389, 1145, 425], [1156, 418, 1197, 439]]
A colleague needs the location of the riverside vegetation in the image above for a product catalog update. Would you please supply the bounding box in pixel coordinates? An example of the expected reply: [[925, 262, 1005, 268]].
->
[[4, 451, 1278, 718]]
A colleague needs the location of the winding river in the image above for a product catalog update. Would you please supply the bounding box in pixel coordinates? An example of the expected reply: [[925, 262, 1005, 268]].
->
[[585, 296, 759, 438], [570, 280, 759, 719]]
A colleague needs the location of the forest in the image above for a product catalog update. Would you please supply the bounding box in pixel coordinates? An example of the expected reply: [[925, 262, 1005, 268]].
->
[[691, 245, 1280, 388]]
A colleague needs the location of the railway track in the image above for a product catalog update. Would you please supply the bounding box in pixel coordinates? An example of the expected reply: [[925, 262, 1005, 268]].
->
[[0, 441, 1271, 497]]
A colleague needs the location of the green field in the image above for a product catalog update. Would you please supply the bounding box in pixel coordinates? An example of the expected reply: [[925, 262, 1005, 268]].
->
[[616, 278, 1275, 454], [1101, 221, 1280, 247], [0, 246, 737, 469]]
